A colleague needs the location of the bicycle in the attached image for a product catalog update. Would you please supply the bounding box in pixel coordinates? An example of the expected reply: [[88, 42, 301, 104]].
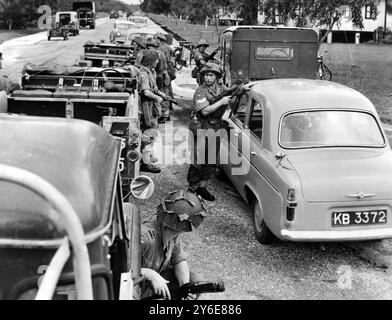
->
[[316, 50, 332, 81]]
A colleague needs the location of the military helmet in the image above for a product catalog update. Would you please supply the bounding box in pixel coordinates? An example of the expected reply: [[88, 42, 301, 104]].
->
[[146, 37, 159, 48], [141, 50, 159, 67], [155, 33, 167, 42], [197, 39, 209, 48], [200, 63, 223, 78], [132, 36, 147, 49], [157, 190, 207, 232]]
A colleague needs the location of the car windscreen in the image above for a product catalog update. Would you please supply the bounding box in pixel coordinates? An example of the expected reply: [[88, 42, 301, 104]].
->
[[131, 18, 146, 24], [280, 110, 385, 148], [117, 23, 134, 30]]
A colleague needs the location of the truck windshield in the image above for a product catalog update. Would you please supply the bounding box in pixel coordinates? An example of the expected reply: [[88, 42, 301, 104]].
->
[[280, 110, 385, 148]]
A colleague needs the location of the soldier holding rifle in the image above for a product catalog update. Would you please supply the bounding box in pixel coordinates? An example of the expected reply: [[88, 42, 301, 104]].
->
[[193, 39, 220, 85], [187, 63, 231, 202]]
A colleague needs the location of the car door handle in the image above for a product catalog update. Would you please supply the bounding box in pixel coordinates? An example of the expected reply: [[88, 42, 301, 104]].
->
[[233, 130, 241, 137], [251, 151, 258, 156]]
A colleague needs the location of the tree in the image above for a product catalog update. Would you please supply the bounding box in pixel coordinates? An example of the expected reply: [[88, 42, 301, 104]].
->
[[259, 0, 381, 44]]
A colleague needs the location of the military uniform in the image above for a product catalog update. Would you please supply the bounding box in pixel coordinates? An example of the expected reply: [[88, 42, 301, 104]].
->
[[138, 64, 160, 169], [187, 81, 228, 192], [193, 49, 210, 84]]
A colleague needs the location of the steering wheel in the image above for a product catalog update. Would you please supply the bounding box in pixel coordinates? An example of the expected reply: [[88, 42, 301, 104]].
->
[[269, 48, 290, 58], [92, 68, 127, 92]]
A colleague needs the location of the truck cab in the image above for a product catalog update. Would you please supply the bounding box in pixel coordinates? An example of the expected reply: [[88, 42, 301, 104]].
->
[[220, 26, 319, 86], [73, 1, 96, 29]]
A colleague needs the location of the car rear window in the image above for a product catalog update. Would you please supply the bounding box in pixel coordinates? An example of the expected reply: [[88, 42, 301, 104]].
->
[[280, 110, 385, 149], [255, 46, 294, 60]]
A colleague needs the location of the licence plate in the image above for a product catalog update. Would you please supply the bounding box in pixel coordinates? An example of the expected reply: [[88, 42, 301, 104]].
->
[[332, 210, 387, 227]]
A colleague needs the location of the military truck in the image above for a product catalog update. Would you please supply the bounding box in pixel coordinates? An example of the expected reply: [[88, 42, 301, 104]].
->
[[5, 63, 141, 194], [83, 41, 134, 67], [73, 1, 96, 29], [220, 26, 319, 86]]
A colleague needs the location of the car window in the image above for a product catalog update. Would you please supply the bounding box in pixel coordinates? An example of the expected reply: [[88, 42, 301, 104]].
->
[[255, 46, 294, 61], [280, 110, 385, 148], [232, 93, 251, 125], [246, 100, 263, 140]]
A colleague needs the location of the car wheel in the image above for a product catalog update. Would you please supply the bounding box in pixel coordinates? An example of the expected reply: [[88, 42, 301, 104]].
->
[[252, 198, 275, 245], [48, 36, 51, 41]]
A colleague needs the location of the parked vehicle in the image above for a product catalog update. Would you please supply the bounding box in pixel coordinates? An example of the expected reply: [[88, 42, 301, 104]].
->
[[83, 41, 134, 67], [52, 11, 80, 37], [73, 1, 96, 29], [220, 26, 319, 86], [126, 27, 167, 43], [47, 15, 70, 41], [128, 16, 148, 28], [220, 79, 392, 244], [0, 114, 153, 300], [110, 21, 136, 43], [0, 41, 3, 69], [110, 10, 119, 19]]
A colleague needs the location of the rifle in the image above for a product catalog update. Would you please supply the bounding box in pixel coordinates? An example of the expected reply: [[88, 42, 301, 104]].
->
[[174, 281, 225, 300], [206, 47, 220, 62], [209, 82, 249, 106], [153, 90, 179, 106], [144, 281, 225, 300]]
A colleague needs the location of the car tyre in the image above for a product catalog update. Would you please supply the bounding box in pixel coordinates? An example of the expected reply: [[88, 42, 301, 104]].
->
[[252, 198, 275, 245]]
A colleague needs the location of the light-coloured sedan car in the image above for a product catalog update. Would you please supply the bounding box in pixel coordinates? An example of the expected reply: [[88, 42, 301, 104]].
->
[[220, 79, 392, 244], [109, 20, 136, 43], [129, 16, 148, 28]]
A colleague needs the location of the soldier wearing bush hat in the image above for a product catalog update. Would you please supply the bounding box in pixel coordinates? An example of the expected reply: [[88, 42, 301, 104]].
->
[[138, 50, 162, 174], [140, 190, 206, 300]]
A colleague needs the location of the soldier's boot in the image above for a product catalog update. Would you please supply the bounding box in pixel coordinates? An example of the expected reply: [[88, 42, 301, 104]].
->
[[190, 181, 215, 202]]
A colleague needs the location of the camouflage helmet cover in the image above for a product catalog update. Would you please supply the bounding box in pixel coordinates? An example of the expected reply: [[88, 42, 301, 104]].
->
[[197, 39, 209, 48], [157, 190, 207, 232], [200, 63, 223, 78]]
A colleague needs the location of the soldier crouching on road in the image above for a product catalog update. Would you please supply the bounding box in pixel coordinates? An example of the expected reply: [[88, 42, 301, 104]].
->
[[140, 190, 206, 300], [187, 63, 231, 202], [138, 50, 163, 174]]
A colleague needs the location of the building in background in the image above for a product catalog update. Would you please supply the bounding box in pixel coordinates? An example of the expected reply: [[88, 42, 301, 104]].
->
[[258, 0, 392, 44]]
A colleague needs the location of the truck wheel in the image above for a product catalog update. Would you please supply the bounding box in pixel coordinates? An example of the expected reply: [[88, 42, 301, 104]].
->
[[0, 91, 8, 113], [48, 36, 51, 41], [90, 24, 95, 30], [252, 198, 275, 245]]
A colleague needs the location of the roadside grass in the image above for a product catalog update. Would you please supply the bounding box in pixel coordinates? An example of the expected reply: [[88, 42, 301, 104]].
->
[[148, 13, 392, 123], [0, 29, 41, 42], [320, 43, 392, 124]]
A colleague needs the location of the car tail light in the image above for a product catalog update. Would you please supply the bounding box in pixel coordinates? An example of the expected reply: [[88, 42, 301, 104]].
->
[[287, 189, 297, 222], [287, 189, 296, 202]]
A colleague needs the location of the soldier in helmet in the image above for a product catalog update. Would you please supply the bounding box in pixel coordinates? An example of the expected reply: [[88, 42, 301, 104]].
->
[[193, 39, 220, 85], [187, 63, 231, 202], [155, 33, 175, 120], [138, 50, 163, 174], [140, 190, 207, 300], [132, 36, 147, 67], [138, 37, 172, 124]]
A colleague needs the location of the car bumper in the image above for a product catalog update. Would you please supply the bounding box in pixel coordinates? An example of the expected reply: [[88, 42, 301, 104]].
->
[[281, 228, 392, 242]]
